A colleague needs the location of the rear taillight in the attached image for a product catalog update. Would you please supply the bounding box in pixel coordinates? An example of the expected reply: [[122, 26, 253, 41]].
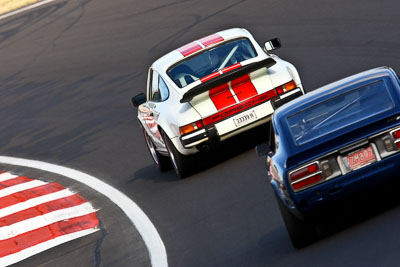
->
[[289, 162, 323, 191], [179, 120, 204, 135], [276, 81, 297, 95], [391, 128, 400, 149]]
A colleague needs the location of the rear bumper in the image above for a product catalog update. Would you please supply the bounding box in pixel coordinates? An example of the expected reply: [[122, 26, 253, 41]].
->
[[180, 100, 273, 149], [282, 152, 400, 220], [272, 89, 303, 109], [180, 88, 303, 150]]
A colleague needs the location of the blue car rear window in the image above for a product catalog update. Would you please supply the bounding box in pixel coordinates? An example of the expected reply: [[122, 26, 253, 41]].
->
[[287, 80, 395, 146]]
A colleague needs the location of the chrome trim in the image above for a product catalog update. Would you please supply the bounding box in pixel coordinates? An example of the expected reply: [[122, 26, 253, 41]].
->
[[288, 161, 320, 189], [181, 128, 206, 140], [389, 127, 400, 141], [369, 126, 400, 140], [339, 139, 369, 154], [280, 88, 301, 99], [371, 143, 381, 161], [183, 137, 209, 148], [339, 143, 380, 174], [291, 171, 323, 185], [337, 155, 347, 175]]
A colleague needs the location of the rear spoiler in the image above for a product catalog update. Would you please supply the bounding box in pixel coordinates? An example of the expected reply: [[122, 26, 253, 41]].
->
[[180, 57, 277, 103]]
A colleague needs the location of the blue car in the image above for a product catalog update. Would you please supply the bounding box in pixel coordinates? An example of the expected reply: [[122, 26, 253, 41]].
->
[[258, 67, 400, 248]]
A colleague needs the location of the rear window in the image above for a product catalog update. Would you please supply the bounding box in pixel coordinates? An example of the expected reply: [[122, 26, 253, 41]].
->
[[167, 38, 257, 88], [287, 80, 395, 146]]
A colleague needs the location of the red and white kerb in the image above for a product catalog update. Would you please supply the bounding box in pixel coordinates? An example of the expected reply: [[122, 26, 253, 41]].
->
[[0, 172, 99, 266]]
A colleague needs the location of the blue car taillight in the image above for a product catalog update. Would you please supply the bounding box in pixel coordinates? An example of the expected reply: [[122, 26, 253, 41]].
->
[[289, 158, 341, 192], [391, 128, 400, 149], [289, 162, 323, 191]]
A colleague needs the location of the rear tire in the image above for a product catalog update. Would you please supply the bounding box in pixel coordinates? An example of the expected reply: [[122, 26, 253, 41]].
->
[[163, 133, 194, 178], [143, 130, 170, 171], [274, 192, 317, 249]]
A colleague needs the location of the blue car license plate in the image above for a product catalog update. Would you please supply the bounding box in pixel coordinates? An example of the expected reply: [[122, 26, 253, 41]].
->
[[346, 146, 376, 171]]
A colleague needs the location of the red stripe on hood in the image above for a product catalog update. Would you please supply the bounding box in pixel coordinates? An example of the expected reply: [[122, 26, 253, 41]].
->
[[209, 83, 237, 110], [231, 74, 258, 102]]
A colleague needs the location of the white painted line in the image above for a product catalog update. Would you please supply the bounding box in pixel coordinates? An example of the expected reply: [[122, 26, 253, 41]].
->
[[0, 173, 18, 182], [0, 0, 58, 21], [0, 189, 75, 218], [0, 202, 97, 240], [0, 156, 168, 267], [0, 180, 47, 198], [0, 228, 99, 266]]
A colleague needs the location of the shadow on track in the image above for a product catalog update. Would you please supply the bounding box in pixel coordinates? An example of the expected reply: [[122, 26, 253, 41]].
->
[[132, 122, 271, 183], [312, 178, 400, 242], [265, 175, 400, 251]]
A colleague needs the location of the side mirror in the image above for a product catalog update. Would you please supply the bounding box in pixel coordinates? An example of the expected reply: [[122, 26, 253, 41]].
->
[[263, 38, 281, 52], [255, 142, 272, 157], [131, 93, 147, 107]]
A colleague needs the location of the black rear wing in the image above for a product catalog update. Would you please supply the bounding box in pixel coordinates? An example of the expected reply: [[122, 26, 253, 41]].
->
[[180, 57, 277, 103]]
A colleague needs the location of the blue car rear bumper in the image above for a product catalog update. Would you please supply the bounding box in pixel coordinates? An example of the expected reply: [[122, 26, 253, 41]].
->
[[274, 152, 400, 220]]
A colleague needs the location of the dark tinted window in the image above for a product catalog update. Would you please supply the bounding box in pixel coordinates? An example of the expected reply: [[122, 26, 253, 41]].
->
[[168, 38, 257, 88], [287, 80, 395, 146]]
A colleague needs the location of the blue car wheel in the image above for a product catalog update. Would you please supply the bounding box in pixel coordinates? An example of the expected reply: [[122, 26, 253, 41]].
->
[[274, 192, 317, 248]]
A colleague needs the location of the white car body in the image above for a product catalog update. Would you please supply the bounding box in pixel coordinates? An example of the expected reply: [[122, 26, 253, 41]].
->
[[133, 28, 304, 176]]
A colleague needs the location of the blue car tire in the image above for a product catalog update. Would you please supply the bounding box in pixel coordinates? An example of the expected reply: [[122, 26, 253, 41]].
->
[[274, 192, 317, 248]]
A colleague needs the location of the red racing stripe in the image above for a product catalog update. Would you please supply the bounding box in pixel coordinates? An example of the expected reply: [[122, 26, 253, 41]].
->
[[199, 34, 224, 47], [200, 63, 242, 83], [209, 83, 237, 110], [0, 213, 99, 257], [0, 194, 87, 227], [0, 183, 65, 210], [200, 71, 220, 83], [221, 63, 241, 73], [230, 74, 258, 102], [204, 89, 277, 125], [178, 42, 202, 57], [0, 176, 33, 189]]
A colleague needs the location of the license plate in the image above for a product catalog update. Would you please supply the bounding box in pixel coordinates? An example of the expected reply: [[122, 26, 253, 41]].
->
[[345, 146, 376, 171], [233, 110, 257, 128]]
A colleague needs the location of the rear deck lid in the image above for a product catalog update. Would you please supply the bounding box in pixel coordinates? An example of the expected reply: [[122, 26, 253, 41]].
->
[[167, 37, 283, 119]]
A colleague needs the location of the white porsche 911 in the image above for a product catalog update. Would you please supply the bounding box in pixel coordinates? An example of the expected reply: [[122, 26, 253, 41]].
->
[[132, 28, 304, 177]]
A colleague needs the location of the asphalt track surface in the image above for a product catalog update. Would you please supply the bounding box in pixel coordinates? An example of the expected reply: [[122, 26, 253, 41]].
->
[[2, 0, 400, 266]]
